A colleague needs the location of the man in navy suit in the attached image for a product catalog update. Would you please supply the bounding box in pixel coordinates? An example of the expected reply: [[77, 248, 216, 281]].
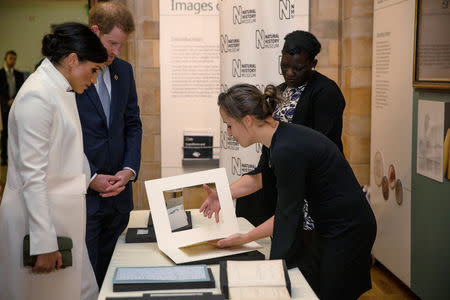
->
[[76, 2, 142, 288], [0, 50, 24, 165]]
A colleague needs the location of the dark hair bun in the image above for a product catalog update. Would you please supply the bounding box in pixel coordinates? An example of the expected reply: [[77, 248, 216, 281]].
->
[[42, 33, 59, 57], [264, 85, 279, 112], [264, 85, 277, 99], [40, 22, 107, 65], [218, 83, 284, 122]]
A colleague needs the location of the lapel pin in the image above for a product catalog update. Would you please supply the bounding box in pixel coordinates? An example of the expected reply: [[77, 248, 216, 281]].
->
[[114, 74, 119, 80]]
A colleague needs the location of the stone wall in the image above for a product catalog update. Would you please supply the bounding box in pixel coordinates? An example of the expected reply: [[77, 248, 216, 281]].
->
[[310, 0, 373, 185], [123, 0, 161, 209], [341, 0, 373, 185]]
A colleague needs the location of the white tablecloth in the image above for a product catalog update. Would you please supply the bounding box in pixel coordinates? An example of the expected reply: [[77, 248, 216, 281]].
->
[[98, 210, 318, 300]]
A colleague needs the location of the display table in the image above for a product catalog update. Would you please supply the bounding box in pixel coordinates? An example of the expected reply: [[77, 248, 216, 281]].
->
[[98, 210, 318, 300]]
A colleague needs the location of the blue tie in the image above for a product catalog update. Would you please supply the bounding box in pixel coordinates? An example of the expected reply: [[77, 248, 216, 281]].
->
[[97, 70, 110, 126]]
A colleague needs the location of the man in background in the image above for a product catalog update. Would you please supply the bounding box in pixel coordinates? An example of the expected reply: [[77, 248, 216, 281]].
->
[[76, 2, 142, 288], [0, 50, 24, 165]]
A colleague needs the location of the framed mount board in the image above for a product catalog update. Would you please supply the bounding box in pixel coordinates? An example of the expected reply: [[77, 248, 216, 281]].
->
[[413, 0, 450, 90], [145, 168, 261, 264], [219, 259, 291, 300], [112, 265, 215, 292]]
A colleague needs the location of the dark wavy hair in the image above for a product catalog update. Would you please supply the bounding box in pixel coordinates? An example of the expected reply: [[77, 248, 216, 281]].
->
[[282, 30, 321, 60], [218, 84, 284, 123], [42, 22, 107, 65]]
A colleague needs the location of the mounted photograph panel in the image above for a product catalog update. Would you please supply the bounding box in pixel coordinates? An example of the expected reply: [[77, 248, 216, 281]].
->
[[413, 0, 450, 90]]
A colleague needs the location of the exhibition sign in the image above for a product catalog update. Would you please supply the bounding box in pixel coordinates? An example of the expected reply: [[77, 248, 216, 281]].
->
[[160, 0, 221, 177], [219, 0, 309, 183], [370, 0, 415, 287]]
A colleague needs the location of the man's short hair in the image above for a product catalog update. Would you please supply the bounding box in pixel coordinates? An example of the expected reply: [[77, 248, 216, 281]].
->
[[4, 50, 17, 60], [89, 2, 135, 35]]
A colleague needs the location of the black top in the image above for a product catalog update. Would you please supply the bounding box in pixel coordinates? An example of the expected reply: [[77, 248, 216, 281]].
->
[[237, 71, 346, 226], [258, 71, 345, 176], [268, 122, 376, 299], [278, 70, 345, 152]]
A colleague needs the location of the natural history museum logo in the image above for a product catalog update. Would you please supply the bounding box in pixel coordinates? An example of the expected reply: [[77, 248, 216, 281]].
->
[[231, 157, 256, 176], [255, 29, 280, 49], [279, 0, 294, 20], [232, 5, 256, 24], [220, 34, 240, 53], [221, 129, 239, 151], [232, 59, 256, 78]]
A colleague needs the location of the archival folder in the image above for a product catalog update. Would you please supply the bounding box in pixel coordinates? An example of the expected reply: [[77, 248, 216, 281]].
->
[[220, 259, 291, 300]]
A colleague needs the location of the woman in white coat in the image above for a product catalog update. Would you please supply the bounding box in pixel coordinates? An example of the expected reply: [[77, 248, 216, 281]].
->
[[0, 22, 107, 300]]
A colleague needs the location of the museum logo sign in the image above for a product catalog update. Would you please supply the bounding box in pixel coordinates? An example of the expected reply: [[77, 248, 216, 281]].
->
[[255, 29, 280, 49], [233, 5, 256, 24], [232, 59, 256, 78], [220, 34, 240, 53], [279, 0, 294, 20]]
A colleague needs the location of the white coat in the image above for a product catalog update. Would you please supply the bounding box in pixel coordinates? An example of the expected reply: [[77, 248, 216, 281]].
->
[[0, 58, 97, 300]]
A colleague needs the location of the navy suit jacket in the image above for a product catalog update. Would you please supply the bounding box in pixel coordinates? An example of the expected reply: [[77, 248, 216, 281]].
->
[[76, 57, 142, 215]]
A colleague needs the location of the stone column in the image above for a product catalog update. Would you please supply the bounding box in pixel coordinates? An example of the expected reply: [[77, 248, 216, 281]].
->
[[123, 0, 161, 209], [310, 0, 341, 85], [341, 0, 373, 185], [310, 0, 373, 185]]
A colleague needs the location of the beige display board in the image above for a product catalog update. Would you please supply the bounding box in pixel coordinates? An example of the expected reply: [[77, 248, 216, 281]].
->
[[160, 0, 221, 177], [145, 168, 261, 264], [413, 0, 450, 89], [370, 0, 415, 287]]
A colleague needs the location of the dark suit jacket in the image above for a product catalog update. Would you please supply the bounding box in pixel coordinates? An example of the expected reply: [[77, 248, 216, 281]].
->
[[76, 57, 142, 215], [0, 68, 24, 114]]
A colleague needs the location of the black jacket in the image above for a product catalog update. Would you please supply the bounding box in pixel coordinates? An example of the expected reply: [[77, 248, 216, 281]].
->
[[237, 71, 346, 226], [0, 68, 24, 114], [278, 70, 345, 152]]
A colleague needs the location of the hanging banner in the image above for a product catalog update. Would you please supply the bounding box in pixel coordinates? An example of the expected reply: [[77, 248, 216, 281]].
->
[[219, 0, 309, 182], [160, 0, 221, 177]]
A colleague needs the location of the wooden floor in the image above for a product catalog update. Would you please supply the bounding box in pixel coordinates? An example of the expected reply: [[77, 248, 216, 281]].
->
[[359, 261, 420, 300], [0, 165, 421, 299]]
